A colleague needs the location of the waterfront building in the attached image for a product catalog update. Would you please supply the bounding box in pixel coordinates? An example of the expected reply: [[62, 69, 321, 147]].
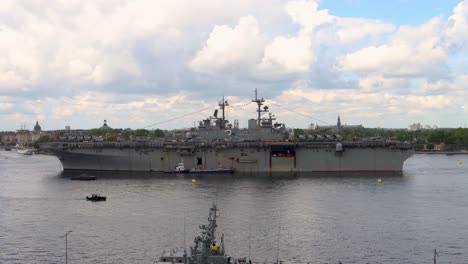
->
[[316, 116, 363, 132]]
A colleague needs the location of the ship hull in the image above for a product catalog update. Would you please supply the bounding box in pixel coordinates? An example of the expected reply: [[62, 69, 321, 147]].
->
[[42, 141, 413, 173]]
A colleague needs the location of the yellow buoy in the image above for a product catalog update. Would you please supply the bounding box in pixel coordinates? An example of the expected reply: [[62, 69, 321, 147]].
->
[[192, 179, 196, 183], [377, 178, 382, 183]]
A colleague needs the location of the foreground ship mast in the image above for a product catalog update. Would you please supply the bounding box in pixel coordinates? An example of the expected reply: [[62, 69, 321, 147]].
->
[[158, 203, 232, 264], [189, 203, 228, 264]]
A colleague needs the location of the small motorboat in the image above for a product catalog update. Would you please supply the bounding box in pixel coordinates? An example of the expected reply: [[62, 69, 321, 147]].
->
[[165, 159, 189, 173], [86, 194, 106, 201], [71, 174, 97, 181]]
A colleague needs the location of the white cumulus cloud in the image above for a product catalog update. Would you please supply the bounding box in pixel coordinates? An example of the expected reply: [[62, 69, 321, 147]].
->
[[359, 75, 410, 92], [447, 0, 468, 49], [337, 18, 447, 76], [336, 18, 395, 43], [257, 35, 315, 74], [255, 0, 394, 76], [189, 16, 265, 74], [285, 0, 335, 33]]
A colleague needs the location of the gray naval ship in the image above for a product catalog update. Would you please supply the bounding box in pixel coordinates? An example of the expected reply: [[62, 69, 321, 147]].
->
[[156, 203, 239, 264], [41, 91, 413, 173]]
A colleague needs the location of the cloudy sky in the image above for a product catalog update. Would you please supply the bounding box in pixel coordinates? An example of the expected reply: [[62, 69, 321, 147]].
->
[[1, 0, 468, 131]]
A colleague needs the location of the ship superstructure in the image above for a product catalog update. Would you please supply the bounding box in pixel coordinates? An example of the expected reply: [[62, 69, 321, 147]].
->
[[40, 91, 413, 173], [157, 204, 244, 264], [189, 90, 287, 142]]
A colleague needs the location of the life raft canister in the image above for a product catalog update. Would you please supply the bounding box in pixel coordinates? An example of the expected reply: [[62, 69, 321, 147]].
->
[[210, 242, 219, 251]]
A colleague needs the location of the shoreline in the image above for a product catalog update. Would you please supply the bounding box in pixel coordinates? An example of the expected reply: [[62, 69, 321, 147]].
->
[[415, 151, 468, 155]]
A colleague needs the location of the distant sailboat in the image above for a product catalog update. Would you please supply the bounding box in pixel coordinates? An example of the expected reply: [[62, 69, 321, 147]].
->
[[17, 148, 34, 155], [16, 122, 36, 155]]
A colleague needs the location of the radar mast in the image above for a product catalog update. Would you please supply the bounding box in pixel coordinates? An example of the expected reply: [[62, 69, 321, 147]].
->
[[252, 88, 266, 126], [218, 96, 229, 129]]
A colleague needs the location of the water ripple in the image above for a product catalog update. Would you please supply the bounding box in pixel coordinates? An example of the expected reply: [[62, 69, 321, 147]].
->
[[0, 152, 467, 263]]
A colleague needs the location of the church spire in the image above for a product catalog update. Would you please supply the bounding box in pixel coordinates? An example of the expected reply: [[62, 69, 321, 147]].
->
[[337, 115, 341, 128]]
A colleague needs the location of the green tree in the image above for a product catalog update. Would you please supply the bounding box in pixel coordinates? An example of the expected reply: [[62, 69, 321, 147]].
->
[[413, 144, 424, 151], [294, 129, 305, 136], [427, 130, 444, 142], [120, 130, 131, 140], [426, 143, 434, 150], [134, 129, 150, 137], [106, 134, 117, 141], [33, 136, 54, 148], [394, 130, 411, 142], [444, 132, 458, 145], [152, 129, 165, 138], [87, 129, 105, 136]]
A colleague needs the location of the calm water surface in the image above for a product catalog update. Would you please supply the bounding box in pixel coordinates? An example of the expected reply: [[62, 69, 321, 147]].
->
[[0, 151, 467, 264]]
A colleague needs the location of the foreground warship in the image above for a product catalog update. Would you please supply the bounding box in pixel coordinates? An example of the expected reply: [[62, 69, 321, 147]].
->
[[41, 91, 413, 172], [156, 203, 238, 264]]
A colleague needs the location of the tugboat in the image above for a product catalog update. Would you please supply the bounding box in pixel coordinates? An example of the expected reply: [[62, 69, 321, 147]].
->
[[156, 203, 245, 264], [86, 194, 106, 201], [166, 159, 190, 173], [166, 159, 235, 173]]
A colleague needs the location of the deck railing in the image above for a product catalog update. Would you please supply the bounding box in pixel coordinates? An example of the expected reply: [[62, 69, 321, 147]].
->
[[41, 140, 412, 151]]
